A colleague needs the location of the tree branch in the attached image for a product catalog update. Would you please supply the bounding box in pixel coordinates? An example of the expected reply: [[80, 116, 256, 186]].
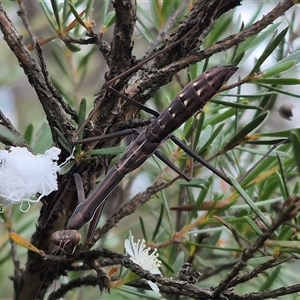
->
[[0, 3, 75, 147]]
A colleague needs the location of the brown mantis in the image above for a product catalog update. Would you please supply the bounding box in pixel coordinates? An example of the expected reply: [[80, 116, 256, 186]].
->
[[45, 2, 242, 250], [50, 64, 238, 249]]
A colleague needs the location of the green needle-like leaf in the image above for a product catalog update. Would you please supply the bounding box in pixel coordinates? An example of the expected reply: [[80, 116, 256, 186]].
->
[[53, 127, 71, 153], [230, 177, 272, 228], [260, 266, 281, 291], [24, 124, 34, 144], [222, 112, 268, 151], [78, 98, 87, 141], [84, 146, 127, 156], [249, 27, 289, 75], [103, 11, 116, 29], [139, 217, 148, 243], [243, 216, 263, 235], [253, 77, 300, 85], [212, 99, 263, 111], [0, 127, 27, 147], [152, 204, 164, 241], [259, 60, 295, 78], [276, 154, 289, 199], [290, 130, 300, 177], [50, 0, 61, 30], [68, 1, 87, 30], [65, 43, 81, 52]]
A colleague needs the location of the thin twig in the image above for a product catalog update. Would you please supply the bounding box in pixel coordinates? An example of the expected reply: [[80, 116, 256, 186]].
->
[[145, 0, 190, 55], [212, 195, 300, 297], [0, 109, 29, 147], [93, 176, 179, 243], [0, 4, 75, 145]]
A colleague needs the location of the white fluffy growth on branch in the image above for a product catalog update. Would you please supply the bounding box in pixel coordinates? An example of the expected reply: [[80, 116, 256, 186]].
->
[[0, 147, 61, 210]]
